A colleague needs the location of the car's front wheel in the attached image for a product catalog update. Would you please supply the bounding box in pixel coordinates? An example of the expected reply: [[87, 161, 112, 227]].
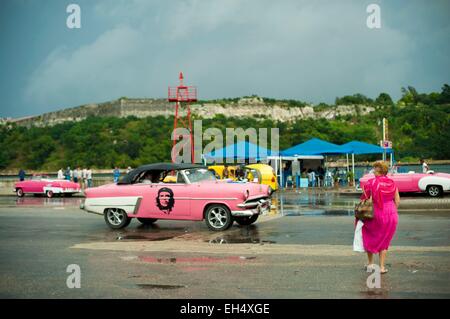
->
[[204, 205, 233, 231], [16, 188, 24, 197], [137, 218, 158, 225], [46, 190, 54, 198], [426, 185, 443, 197], [234, 214, 259, 226], [104, 208, 131, 229]]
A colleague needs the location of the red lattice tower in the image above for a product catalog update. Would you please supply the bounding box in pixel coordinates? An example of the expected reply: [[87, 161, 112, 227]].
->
[[168, 72, 197, 163]]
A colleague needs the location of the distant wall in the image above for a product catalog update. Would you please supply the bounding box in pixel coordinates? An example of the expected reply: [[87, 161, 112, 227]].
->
[[5, 97, 376, 127]]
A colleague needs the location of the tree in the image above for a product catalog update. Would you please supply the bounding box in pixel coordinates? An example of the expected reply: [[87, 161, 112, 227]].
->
[[438, 84, 450, 104], [375, 93, 394, 106]]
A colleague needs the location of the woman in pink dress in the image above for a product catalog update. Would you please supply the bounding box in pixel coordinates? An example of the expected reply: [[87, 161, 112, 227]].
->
[[360, 161, 400, 274]]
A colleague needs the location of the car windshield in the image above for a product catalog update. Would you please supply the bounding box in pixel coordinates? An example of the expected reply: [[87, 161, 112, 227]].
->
[[184, 168, 216, 183]]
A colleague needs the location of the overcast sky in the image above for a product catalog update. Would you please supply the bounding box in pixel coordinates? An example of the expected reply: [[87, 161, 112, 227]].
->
[[0, 0, 449, 118]]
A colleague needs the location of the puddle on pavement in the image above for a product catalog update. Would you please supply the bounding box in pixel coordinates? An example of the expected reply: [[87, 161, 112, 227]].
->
[[116, 235, 175, 241], [282, 209, 354, 216], [136, 283, 186, 290], [0, 196, 83, 207], [139, 256, 247, 264], [207, 237, 276, 244]]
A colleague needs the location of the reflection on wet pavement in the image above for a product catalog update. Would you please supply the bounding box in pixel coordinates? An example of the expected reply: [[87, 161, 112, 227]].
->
[[0, 196, 83, 207], [274, 191, 358, 216], [117, 235, 175, 241], [136, 283, 186, 290]]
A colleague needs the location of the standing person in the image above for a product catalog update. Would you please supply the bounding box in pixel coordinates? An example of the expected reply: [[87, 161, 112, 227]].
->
[[57, 168, 64, 180], [420, 158, 429, 173], [359, 161, 400, 274], [65, 167, 71, 181], [307, 169, 316, 187], [73, 167, 79, 184], [18, 169, 26, 181], [283, 162, 292, 188], [113, 167, 120, 183], [126, 166, 132, 174], [87, 168, 93, 188], [223, 165, 229, 179], [325, 170, 333, 187], [317, 166, 324, 187], [82, 167, 87, 188]]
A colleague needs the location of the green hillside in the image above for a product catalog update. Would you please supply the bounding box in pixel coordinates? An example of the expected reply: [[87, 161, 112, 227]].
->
[[1, 85, 449, 170]]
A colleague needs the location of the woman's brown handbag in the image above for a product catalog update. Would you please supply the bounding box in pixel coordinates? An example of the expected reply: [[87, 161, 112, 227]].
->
[[355, 198, 374, 220]]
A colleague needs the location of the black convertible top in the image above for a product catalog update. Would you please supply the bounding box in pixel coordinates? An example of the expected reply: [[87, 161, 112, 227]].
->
[[118, 162, 207, 185]]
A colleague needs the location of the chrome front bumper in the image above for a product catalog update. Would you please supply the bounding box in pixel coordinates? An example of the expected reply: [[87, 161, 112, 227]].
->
[[232, 198, 271, 217]]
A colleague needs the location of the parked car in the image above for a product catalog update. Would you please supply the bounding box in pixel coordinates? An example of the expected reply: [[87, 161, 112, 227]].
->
[[359, 171, 450, 197], [244, 164, 278, 192], [208, 164, 278, 192], [14, 175, 81, 198], [208, 165, 239, 179], [81, 163, 272, 231]]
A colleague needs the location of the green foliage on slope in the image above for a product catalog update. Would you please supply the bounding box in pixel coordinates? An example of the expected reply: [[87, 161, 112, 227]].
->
[[1, 85, 449, 170]]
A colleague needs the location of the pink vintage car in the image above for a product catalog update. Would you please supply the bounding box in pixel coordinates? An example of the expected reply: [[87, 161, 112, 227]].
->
[[81, 163, 272, 231], [14, 175, 81, 198], [359, 171, 450, 197]]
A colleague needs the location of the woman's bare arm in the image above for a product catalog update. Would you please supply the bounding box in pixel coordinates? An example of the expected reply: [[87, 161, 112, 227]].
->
[[394, 188, 400, 208]]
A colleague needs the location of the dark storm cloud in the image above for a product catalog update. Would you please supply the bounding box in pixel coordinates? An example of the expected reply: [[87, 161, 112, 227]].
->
[[0, 0, 449, 117]]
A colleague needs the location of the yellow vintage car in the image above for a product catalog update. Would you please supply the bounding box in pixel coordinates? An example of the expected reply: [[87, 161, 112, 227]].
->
[[245, 164, 278, 191], [208, 165, 239, 180], [208, 164, 278, 191]]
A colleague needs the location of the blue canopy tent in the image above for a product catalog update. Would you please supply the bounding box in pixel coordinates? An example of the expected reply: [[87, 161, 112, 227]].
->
[[203, 141, 277, 163], [276, 138, 352, 188], [340, 140, 395, 185], [340, 141, 393, 155], [280, 138, 352, 156]]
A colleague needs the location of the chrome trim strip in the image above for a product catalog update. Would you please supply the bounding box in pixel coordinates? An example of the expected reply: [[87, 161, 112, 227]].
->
[[87, 204, 137, 207], [133, 197, 142, 214], [247, 194, 269, 201], [238, 198, 270, 208], [231, 210, 256, 217]]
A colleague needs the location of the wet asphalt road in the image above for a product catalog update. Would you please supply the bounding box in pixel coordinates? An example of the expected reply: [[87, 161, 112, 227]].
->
[[0, 192, 449, 299]]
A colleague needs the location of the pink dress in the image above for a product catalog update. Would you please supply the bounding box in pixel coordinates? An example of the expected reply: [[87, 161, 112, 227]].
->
[[360, 175, 398, 253]]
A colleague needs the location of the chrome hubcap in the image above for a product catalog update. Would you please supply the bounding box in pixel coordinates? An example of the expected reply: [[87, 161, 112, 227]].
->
[[107, 208, 125, 226], [429, 186, 439, 196], [208, 207, 228, 229]]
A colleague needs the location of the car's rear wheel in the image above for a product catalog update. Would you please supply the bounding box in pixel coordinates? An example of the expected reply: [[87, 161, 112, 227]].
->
[[16, 188, 24, 197], [137, 218, 158, 225], [46, 190, 54, 198], [204, 205, 233, 231], [427, 185, 443, 197], [235, 214, 259, 226], [104, 208, 131, 229]]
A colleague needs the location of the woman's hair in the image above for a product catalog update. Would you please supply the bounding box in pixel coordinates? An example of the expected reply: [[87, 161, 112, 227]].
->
[[373, 160, 389, 175]]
